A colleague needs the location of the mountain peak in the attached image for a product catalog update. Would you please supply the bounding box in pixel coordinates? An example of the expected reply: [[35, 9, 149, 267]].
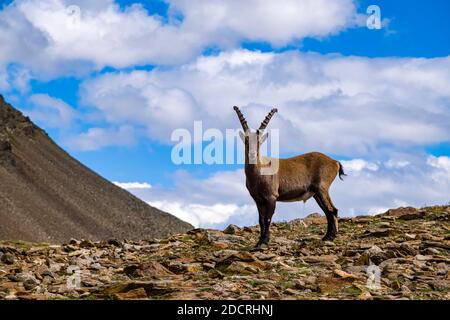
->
[[0, 96, 38, 138]]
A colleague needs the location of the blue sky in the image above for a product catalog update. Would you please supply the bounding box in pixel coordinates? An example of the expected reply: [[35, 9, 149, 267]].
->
[[1, 0, 449, 228]]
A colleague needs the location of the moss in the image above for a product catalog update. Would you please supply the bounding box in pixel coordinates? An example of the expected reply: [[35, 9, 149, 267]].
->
[[249, 279, 267, 288], [278, 270, 291, 278], [279, 280, 296, 289], [294, 261, 310, 268], [239, 240, 250, 246], [343, 286, 362, 296], [7, 241, 35, 251], [250, 293, 261, 299], [180, 235, 195, 242], [436, 250, 448, 256]]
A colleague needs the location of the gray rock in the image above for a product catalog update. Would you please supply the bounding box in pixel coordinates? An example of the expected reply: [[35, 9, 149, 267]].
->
[[23, 278, 38, 291], [223, 224, 241, 235], [0, 253, 15, 265]]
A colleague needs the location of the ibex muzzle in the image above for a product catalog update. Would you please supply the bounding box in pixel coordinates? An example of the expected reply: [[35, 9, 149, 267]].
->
[[234, 106, 346, 248]]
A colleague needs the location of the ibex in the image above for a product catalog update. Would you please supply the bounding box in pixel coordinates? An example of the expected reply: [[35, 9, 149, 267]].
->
[[234, 106, 346, 248]]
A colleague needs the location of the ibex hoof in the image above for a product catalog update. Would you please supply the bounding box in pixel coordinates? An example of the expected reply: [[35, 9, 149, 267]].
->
[[322, 234, 336, 241], [254, 241, 269, 250]]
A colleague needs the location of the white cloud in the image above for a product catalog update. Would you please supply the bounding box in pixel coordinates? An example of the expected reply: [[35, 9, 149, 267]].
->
[[0, 70, 9, 91], [0, 0, 361, 78], [129, 169, 257, 228], [170, 0, 361, 46], [329, 156, 450, 217], [0, 65, 32, 93], [113, 181, 152, 190], [139, 169, 249, 206], [80, 71, 196, 142], [427, 155, 450, 184], [81, 50, 450, 156], [427, 155, 450, 173], [367, 207, 390, 215], [384, 159, 410, 169], [8, 66, 32, 93], [341, 159, 379, 173], [148, 201, 255, 228], [68, 125, 135, 151], [27, 93, 76, 128]]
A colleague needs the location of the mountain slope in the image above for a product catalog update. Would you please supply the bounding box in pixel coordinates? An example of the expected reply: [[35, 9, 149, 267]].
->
[[0, 95, 192, 242]]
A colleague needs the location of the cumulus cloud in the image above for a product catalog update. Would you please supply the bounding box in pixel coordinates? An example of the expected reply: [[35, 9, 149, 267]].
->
[[27, 93, 76, 128], [80, 71, 197, 142], [330, 155, 450, 217], [0, 0, 361, 78], [129, 169, 257, 228], [148, 201, 255, 228], [341, 159, 379, 173], [113, 181, 152, 190], [427, 155, 450, 184], [68, 125, 135, 151], [384, 159, 410, 169], [80, 50, 450, 157], [0, 70, 8, 91], [427, 155, 450, 173], [144, 169, 249, 206], [170, 0, 361, 46], [0, 65, 32, 93]]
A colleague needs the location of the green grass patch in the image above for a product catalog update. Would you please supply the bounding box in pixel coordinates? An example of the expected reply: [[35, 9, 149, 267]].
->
[[343, 286, 362, 296], [180, 235, 195, 242], [249, 279, 268, 288]]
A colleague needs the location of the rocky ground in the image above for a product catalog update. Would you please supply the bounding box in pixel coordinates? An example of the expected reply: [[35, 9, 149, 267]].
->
[[1, 206, 449, 300]]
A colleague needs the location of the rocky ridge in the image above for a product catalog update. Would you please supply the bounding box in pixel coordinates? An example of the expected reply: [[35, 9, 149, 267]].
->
[[0, 206, 449, 300]]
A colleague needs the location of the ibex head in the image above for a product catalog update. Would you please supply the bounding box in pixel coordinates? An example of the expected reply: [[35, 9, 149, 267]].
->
[[233, 106, 278, 164]]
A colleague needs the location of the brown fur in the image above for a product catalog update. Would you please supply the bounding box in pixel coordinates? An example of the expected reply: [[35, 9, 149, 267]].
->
[[234, 106, 344, 248]]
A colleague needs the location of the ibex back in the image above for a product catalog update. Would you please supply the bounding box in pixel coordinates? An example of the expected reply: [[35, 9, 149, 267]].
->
[[234, 106, 346, 249]]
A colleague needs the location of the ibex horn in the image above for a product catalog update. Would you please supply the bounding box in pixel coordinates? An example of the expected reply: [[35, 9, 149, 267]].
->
[[259, 108, 278, 131], [233, 106, 249, 132]]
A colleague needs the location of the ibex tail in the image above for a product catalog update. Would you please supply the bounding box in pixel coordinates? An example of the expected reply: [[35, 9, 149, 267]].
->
[[338, 162, 347, 181]]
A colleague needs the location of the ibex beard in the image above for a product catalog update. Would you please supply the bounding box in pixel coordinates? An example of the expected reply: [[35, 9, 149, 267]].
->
[[233, 106, 346, 249]]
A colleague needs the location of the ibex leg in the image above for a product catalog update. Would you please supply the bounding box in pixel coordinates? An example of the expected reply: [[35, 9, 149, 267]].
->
[[314, 191, 338, 241], [255, 199, 276, 248]]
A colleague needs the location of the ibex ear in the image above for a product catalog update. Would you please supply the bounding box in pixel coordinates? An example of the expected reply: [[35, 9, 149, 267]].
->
[[239, 131, 245, 142], [260, 132, 268, 145]]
